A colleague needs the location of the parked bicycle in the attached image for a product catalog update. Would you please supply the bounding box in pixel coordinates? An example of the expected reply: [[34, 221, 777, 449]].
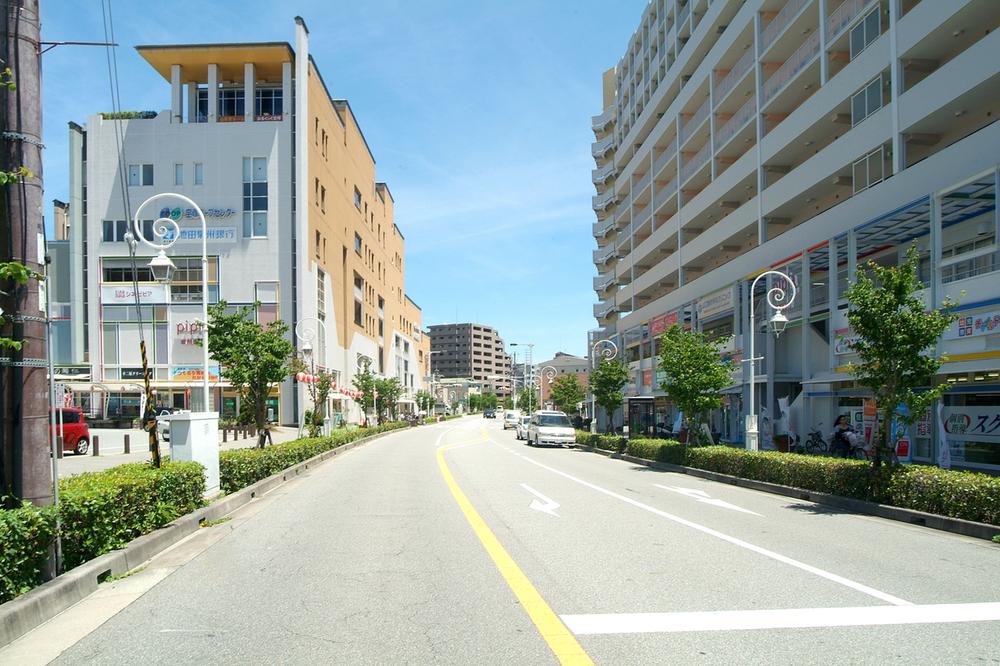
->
[[804, 424, 828, 455]]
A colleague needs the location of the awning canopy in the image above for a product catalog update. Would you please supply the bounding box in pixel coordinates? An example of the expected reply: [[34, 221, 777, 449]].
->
[[800, 371, 853, 385]]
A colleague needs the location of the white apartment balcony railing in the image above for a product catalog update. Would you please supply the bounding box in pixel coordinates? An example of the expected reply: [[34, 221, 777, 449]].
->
[[592, 161, 616, 185], [593, 217, 616, 238], [714, 95, 757, 150], [827, 0, 874, 41], [762, 30, 821, 104], [680, 141, 712, 183], [714, 47, 755, 104], [634, 170, 652, 196], [592, 107, 615, 132], [592, 134, 615, 158], [680, 96, 711, 144], [656, 175, 678, 208], [678, 1, 691, 27], [761, 0, 810, 53], [593, 244, 616, 265], [594, 300, 617, 319], [615, 234, 631, 258], [593, 272, 616, 291], [592, 189, 617, 212], [653, 135, 679, 175]]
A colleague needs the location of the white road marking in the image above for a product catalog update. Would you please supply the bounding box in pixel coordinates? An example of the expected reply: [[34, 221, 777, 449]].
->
[[520, 483, 560, 517], [654, 484, 763, 517], [561, 602, 1000, 635], [514, 454, 912, 606]]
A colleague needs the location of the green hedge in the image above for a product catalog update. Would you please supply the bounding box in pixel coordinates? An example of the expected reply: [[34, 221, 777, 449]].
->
[[606, 440, 1000, 528], [219, 421, 409, 493], [59, 462, 206, 570], [0, 461, 205, 604], [0, 501, 57, 604], [574, 431, 624, 452]]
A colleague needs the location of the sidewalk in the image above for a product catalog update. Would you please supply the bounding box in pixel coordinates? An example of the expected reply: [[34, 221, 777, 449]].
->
[[56, 426, 302, 478]]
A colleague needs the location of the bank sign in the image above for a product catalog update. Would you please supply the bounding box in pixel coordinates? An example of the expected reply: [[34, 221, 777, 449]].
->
[[160, 226, 238, 244], [159, 206, 236, 220]]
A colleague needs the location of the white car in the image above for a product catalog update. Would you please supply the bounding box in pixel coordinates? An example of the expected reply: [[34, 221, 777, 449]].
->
[[502, 410, 521, 430], [526, 410, 576, 447], [515, 415, 531, 440]]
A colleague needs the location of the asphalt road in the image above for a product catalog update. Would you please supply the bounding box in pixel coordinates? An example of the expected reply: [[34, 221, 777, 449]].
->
[[21, 417, 1000, 664]]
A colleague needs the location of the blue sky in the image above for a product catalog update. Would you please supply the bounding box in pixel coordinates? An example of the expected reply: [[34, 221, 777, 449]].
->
[[41, 0, 644, 363]]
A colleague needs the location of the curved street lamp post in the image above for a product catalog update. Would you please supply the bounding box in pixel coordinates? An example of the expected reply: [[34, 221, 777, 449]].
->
[[744, 270, 797, 451], [590, 339, 619, 433], [356, 354, 377, 425], [539, 365, 557, 410], [295, 316, 327, 435]]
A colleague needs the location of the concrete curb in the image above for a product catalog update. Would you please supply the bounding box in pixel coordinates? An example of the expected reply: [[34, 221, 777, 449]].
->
[[0, 426, 409, 647], [576, 446, 1000, 541]]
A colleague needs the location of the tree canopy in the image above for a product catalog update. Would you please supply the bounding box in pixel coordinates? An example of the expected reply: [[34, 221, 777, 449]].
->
[[590, 358, 629, 433], [549, 373, 585, 415]]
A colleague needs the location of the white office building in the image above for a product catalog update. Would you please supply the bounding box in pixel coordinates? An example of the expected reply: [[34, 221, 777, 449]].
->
[[591, 0, 1000, 469]]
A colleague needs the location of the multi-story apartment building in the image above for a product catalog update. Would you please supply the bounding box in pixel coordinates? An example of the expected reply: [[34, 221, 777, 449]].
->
[[592, 0, 1000, 470], [537, 352, 590, 410], [428, 323, 512, 398], [59, 17, 428, 425]]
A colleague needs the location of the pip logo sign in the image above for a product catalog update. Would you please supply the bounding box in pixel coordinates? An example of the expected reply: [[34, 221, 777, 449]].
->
[[958, 316, 973, 337]]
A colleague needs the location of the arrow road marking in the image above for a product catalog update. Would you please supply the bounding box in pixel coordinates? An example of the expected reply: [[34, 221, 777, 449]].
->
[[654, 484, 763, 517], [520, 483, 560, 517]]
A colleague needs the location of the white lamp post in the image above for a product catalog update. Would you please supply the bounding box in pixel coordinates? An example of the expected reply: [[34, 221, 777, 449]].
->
[[356, 353, 376, 425], [539, 365, 557, 410], [590, 339, 618, 433], [745, 270, 797, 451], [130, 193, 219, 494], [295, 316, 327, 433]]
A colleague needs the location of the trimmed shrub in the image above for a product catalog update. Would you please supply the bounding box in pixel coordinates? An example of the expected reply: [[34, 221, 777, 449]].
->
[[0, 501, 57, 603], [219, 421, 408, 493], [58, 462, 206, 569], [627, 438, 686, 465], [885, 466, 1000, 526]]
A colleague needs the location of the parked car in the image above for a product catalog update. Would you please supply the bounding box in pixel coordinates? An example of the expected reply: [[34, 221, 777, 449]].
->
[[526, 410, 576, 447], [484, 408, 496, 419], [502, 409, 521, 430], [157, 408, 186, 442], [515, 415, 531, 440], [49, 407, 90, 455]]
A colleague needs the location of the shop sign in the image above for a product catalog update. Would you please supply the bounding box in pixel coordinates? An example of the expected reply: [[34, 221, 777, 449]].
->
[[944, 310, 1000, 341], [120, 367, 150, 380], [650, 311, 678, 337], [834, 328, 860, 355], [171, 366, 221, 382], [160, 226, 238, 244], [159, 206, 236, 220], [176, 320, 205, 346], [100, 283, 168, 305], [55, 366, 90, 378], [942, 406, 1000, 442], [696, 288, 733, 321]]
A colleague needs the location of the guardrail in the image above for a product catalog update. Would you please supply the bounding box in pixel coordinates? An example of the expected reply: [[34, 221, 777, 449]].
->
[[592, 134, 614, 158], [714, 95, 757, 151], [591, 107, 615, 131], [762, 30, 821, 104], [714, 47, 755, 103], [761, 0, 810, 52], [653, 135, 679, 174], [680, 96, 711, 144], [827, 0, 873, 41], [680, 141, 712, 183]]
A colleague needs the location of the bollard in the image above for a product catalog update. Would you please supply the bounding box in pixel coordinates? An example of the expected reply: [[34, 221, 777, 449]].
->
[[222, 428, 228, 443], [92, 435, 100, 456], [124, 434, 131, 454], [56, 436, 64, 459]]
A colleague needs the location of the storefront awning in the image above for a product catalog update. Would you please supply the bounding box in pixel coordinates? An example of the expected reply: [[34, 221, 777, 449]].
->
[[800, 371, 853, 385]]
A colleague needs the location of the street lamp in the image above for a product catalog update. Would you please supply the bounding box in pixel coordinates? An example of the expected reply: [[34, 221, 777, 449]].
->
[[745, 270, 797, 451], [295, 316, 327, 434], [356, 353, 377, 425], [590, 338, 618, 433], [129, 192, 219, 494], [539, 365, 557, 410]]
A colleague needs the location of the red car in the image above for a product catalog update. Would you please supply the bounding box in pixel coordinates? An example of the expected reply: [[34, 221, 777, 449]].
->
[[49, 407, 91, 455]]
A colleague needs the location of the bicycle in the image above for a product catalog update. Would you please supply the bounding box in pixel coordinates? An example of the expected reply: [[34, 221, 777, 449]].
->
[[804, 424, 828, 455]]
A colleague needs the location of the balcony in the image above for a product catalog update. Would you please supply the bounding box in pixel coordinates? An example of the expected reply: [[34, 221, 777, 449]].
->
[[592, 161, 616, 185], [762, 31, 821, 105], [827, 0, 875, 42], [653, 136, 679, 175], [593, 244, 616, 265], [761, 0, 810, 53], [680, 141, 712, 183], [714, 95, 757, 151], [655, 175, 679, 209], [592, 189, 617, 212], [593, 217, 616, 239], [714, 47, 755, 105], [592, 106, 615, 132], [678, 1, 691, 28], [593, 271, 616, 292], [594, 300, 617, 318], [680, 96, 711, 145], [615, 234, 631, 258], [592, 134, 615, 159]]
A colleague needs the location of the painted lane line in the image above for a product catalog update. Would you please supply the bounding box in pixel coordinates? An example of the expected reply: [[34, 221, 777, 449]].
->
[[515, 453, 912, 607], [561, 602, 1000, 635], [654, 484, 763, 517], [520, 484, 561, 517], [435, 434, 593, 666]]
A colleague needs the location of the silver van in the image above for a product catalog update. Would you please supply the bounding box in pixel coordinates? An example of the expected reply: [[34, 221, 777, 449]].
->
[[526, 410, 575, 447]]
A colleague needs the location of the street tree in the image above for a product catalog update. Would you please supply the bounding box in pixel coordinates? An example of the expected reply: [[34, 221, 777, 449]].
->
[[515, 387, 534, 413], [206, 301, 296, 448], [844, 244, 957, 467], [305, 371, 334, 436], [375, 376, 403, 421], [657, 324, 736, 446], [482, 392, 498, 409], [352, 366, 377, 424], [590, 358, 629, 434], [415, 390, 435, 414], [549, 374, 585, 415]]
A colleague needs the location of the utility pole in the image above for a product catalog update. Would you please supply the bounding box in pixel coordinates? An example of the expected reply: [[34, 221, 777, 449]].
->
[[0, 0, 50, 505]]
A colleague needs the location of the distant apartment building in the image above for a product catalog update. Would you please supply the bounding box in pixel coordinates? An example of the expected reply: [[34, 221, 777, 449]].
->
[[537, 352, 589, 410], [428, 323, 512, 397], [55, 17, 428, 424], [52, 199, 70, 240], [592, 0, 999, 470]]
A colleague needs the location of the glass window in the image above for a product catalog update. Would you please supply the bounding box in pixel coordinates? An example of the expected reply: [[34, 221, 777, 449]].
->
[[254, 88, 283, 117], [850, 8, 880, 59], [102, 323, 118, 364], [103, 219, 115, 242], [218, 88, 245, 118], [142, 164, 153, 186], [354, 187, 362, 209], [851, 76, 883, 126], [355, 233, 362, 255], [174, 163, 183, 186], [196, 88, 208, 122], [194, 162, 204, 185], [242, 156, 268, 237]]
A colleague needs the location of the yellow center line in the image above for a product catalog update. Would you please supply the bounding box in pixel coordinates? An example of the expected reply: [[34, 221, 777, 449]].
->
[[436, 443, 594, 666]]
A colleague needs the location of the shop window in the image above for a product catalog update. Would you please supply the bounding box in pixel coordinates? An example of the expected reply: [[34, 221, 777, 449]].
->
[[941, 235, 996, 284]]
